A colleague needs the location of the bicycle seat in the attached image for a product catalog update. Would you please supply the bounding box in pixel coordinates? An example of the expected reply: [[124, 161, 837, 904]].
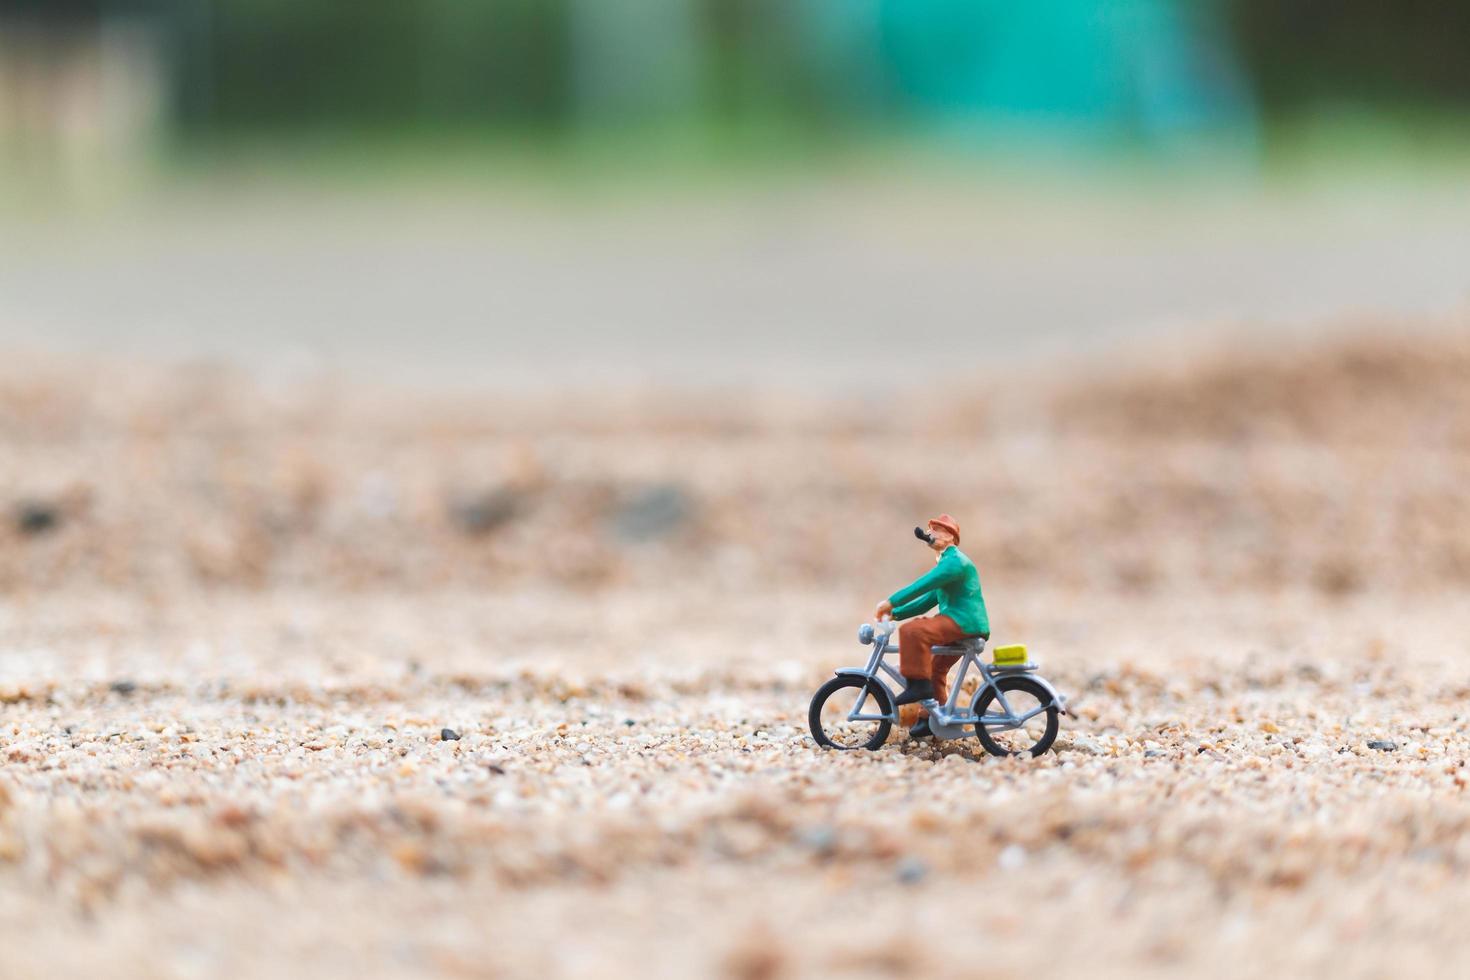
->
[[933, 635, 987, 654]]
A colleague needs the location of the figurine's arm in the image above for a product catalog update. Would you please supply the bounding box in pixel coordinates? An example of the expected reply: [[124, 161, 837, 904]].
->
[[891, 590, 938, 620], [887, 552, 962, 609]]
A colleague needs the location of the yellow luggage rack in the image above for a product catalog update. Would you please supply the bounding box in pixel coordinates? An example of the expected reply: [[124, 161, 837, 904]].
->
[[992, 643, 1029, 666]]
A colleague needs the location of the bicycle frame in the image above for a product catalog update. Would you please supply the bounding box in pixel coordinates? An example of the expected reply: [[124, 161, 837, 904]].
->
[[834, 629, 1058, 737]]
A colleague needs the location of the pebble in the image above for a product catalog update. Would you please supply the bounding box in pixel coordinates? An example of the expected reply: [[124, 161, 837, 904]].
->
[[896, 857, 929, 885], [610, 485, 691, 541], [447, 488, 522, 536], [1367, 739, 1397, 752], [798, 826, 837, 856], [440, 728, 461, 741], [14, 501, 60, 535], [1068, 735, 1105, 755], [998, 845, 1028, 871]]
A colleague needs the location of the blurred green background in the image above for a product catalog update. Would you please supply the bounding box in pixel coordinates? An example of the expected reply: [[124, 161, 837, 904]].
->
[[1, 1, 1468, 387], [5, 0, 1470, 175]]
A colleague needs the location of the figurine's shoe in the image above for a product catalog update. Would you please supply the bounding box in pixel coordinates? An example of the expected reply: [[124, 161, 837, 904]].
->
[[908, 717, 933, 739], [893, 678, 936, 706]]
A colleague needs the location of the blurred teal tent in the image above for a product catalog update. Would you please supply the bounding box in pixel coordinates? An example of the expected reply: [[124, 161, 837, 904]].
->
[[869, 0, 1252, 138]]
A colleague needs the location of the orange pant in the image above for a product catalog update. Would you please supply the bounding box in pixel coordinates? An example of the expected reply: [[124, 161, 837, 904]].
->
[[898, 614, 967, 713]]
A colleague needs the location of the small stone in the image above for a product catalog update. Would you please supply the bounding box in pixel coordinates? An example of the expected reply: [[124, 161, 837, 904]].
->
[[1366, 739, 1396, 752], [610, 485, 692, 542], [798, 826, 837, 856], [447, 488, 521, 536], [998, 845, 1027, 871], [14, 501, 60, 536], [1144, 749, 1166, 758], [441, 728, 461, 741], [1068, 735, 1104, 755], [109, 680, 137, 696], [896, 857, 928, 885]]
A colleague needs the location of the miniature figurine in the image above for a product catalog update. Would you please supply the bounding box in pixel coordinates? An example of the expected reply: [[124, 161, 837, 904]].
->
[[874, 514, 990, 738], [806, 515, 1066, 757]]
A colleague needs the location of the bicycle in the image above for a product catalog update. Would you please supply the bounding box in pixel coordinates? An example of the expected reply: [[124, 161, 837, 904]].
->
[[808, 620, 1067, 757]]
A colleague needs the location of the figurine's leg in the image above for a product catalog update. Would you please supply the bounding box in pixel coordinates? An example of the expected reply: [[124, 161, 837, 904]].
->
[[925, 653, 962, 718], [893, 620, 936, 706], [897, 620, 935, 681], [910, 651, 962, 738], [894, 616, 962, 707]]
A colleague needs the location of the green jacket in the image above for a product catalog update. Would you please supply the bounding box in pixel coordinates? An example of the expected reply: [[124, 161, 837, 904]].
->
[[888, 546, 989, 637]]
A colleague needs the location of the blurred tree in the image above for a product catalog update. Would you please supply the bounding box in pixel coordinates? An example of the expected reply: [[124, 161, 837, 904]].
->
[[565, 0, 700, 124], [166, 0, 571, 131], [1230, 0, 1470, 109]]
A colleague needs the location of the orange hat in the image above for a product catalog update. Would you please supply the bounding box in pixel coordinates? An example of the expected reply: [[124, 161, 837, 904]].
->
[[927, 514, 960, 544]]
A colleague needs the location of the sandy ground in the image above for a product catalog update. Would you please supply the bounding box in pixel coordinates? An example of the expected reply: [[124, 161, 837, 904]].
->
[[3, 323, 1470, 978], [4, 176, 1469, 387]]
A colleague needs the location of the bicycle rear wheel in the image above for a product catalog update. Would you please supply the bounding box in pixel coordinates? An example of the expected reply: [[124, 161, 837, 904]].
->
[[808, 675, 894, 751], [972, 676, 1059, 758]]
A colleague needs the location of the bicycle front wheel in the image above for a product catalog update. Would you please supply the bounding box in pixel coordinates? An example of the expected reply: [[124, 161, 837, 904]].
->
[[808, 675, 894, 751]]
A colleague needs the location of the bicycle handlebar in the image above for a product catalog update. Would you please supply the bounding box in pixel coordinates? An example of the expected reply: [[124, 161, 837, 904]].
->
[[858, 619, 898, 645]]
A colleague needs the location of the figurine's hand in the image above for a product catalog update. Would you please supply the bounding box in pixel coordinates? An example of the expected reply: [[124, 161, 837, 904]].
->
[[874, 599, 893, 621]]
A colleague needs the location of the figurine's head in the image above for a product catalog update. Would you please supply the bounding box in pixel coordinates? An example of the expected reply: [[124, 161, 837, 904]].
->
[[925, 514, 960, 551]]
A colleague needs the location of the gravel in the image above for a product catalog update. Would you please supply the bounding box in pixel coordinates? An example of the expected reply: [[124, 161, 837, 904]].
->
[[3, 327, 1470, 978], [0, 584, 1463, 978]]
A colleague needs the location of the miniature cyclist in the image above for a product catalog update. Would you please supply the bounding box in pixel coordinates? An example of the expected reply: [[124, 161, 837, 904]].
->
[[874, 514, 990, 739]]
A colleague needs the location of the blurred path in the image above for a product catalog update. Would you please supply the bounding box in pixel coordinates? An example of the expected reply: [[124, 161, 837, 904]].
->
[[3, 174, 1468, 389]]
